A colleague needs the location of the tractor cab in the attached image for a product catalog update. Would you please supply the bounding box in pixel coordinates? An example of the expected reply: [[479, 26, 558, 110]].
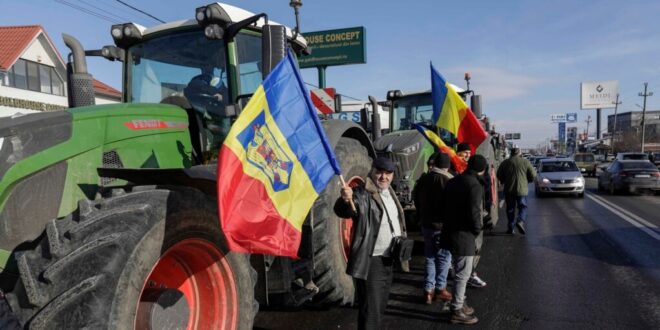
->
[[76, 3, 308, 164]]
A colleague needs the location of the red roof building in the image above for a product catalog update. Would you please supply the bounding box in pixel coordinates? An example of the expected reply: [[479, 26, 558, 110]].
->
[[0, 25, 120, 116]]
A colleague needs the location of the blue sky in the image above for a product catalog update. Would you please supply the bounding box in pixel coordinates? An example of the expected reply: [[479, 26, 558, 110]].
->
[[3, 0, 660, 148]]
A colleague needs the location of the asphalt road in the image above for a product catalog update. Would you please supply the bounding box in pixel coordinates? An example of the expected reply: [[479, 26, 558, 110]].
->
[[254, 178, 660, 329]]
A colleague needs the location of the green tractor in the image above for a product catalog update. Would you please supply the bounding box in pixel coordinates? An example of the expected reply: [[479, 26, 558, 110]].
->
[[0, 3, 375, 329], [372, 87, 505, 229]]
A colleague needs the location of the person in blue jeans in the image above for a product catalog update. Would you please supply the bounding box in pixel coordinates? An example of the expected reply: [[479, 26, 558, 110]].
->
[[413, 152, 453, 303], [496, 148, 536, 234]]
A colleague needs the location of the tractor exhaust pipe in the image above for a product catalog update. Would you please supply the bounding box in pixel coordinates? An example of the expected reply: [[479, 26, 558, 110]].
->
[[63, 33, 95, 108], [368, 95, 381, 140]]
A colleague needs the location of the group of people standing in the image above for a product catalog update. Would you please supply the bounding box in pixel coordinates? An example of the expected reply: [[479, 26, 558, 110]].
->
[[414, 143, 489, 325], [334, 145, 536, 329]]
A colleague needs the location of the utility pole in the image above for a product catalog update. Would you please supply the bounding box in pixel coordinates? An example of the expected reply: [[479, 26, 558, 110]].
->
[[638, 83, 654, 152], [611, 94, 622, 153], [585, 115, 592, 140]]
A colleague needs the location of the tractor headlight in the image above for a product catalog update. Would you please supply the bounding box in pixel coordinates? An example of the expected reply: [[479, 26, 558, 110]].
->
[[111, 27, 122, 39], [110, 23, 144, 48]]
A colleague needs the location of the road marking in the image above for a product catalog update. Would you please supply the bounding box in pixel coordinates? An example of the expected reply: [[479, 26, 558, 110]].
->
[[586, 193, 660, 241]]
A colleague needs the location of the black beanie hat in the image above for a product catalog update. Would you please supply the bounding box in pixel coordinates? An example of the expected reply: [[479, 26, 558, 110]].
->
[[468, 154, 488, 172], [427, 152, 439, 166], [457, 143, 471, 153], [434, 152, 451, 169]]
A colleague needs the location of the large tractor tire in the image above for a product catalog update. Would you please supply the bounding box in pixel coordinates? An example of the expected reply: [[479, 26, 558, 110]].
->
[[5, 186, 257, 329], [308, 137, 372, 305]]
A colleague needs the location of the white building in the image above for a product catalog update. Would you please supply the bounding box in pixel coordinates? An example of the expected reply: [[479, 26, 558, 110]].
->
[[0, 25, 120, 118]]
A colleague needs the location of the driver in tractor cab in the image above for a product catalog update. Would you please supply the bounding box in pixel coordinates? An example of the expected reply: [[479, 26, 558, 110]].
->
[[184, 68, 229, 115], [183, 67, 231, 161]]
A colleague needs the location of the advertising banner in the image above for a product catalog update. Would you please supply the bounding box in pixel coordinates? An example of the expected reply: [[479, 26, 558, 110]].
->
[[580, 81, 618, 109]]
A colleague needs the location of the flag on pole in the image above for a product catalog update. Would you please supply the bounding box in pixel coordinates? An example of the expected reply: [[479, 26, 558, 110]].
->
[[413, 123, 467, 173], [431, 63, 488, 153], [217, 50, 341, 258]]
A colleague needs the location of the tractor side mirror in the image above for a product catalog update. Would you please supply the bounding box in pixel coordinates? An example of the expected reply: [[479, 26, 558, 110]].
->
[[262, 24, 287, 78]]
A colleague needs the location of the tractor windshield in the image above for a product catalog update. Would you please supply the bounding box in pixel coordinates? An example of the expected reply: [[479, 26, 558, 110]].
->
[[127, 30, 229, 106], [125, 30, 264, 162], [391, 93, 433, 132]]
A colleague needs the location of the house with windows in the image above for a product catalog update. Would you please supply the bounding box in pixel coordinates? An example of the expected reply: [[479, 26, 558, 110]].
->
[[0, 25, 120, 117]]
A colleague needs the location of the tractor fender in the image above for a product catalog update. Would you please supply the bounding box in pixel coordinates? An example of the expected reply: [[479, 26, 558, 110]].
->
[[97, 165, 217, 196], [321, 119, 376, 159]]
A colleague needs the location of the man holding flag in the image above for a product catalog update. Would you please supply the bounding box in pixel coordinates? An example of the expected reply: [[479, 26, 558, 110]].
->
[[335, 157, 408, 330]]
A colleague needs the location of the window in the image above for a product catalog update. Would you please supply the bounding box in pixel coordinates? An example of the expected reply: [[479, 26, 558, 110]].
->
[[27, 61, 39, 91], [5, 59, 64, 96], [12, 59, 27, 89], [235, 33, 263, 96], [51, 69, 64, 96], [40, 65, 51, 93]]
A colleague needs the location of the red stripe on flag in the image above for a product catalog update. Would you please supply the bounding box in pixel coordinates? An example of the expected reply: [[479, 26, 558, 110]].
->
[[217, 147, 302, 258], [457, 109, 488, 154]]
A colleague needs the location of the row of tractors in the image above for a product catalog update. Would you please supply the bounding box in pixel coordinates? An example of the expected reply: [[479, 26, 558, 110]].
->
[[0, 2, 504, 329]]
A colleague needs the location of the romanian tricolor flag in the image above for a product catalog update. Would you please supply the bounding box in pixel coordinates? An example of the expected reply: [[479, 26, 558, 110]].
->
[[413, 124, 467, 173], [431, 64, 488, 153], [217, 50, 341, 258]]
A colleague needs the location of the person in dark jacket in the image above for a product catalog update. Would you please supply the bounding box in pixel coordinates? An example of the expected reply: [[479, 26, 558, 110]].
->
[[440, 155, 488, 325], [496, 147, 536, 234], [334, 157, 408, 330], [414, 152, 453, 304]]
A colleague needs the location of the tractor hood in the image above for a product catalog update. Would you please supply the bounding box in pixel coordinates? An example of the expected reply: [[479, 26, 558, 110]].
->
[[374, 130, 425, 154]]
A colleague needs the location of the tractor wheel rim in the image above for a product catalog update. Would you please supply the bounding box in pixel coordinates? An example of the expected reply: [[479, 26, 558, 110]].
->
[[340, 176, 364, 262], [136, 239, 238, 330]]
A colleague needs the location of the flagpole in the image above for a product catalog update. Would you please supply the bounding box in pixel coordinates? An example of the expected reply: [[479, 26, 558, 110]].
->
[[339, 175, 357, 212]]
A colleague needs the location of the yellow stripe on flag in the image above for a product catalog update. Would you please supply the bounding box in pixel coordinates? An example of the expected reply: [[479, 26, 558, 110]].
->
[[438, 82, 469, 136]]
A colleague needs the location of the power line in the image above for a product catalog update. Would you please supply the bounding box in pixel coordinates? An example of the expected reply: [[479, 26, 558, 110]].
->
[[99, 0, 149, 23], [114, 0, 165, 24], [55, 0, 118, 23], [75, 0, 132, 23]]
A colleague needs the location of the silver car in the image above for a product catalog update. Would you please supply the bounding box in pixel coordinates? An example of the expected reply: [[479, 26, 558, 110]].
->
[[535, 158, 585, 198]]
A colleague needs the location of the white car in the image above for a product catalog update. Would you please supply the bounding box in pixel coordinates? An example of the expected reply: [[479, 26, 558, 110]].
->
[[535, 158, 585, 198]]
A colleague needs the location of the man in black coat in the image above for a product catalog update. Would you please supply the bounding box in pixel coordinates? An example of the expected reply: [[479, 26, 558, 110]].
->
[[334, 157, 408, 330], [414, 152, 454, 304], [440, 155, 488, 325]]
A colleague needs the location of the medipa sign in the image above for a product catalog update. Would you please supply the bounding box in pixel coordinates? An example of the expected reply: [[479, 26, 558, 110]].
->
[[580, 80, 618, 109]]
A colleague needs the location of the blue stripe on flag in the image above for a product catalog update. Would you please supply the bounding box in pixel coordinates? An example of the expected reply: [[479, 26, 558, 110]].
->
[[262, 50, 341, 193], [431, 63, 448, 124]]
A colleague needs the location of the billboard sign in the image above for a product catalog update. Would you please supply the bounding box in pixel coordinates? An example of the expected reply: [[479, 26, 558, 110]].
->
[[566, 113, 577, 123], [580, 80, 618, 109], [558, 122, 566, 142], [551, 114, 567, 123], [298, 27, 366, 68]]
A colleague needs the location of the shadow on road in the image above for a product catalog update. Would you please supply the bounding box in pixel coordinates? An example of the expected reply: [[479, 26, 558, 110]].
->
[[540, 227, 660, 268]]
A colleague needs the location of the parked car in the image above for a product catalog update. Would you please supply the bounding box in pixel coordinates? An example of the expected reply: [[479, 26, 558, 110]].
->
[[535, 158, 585, 198], [651, 152, 660, 168], [598, 159, 660, 194], [573, 152, 597, 177], [615, 152, 649, 160]]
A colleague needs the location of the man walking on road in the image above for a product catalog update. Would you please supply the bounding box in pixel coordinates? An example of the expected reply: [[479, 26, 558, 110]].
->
[[440, 155, 488, 325], [334, 157, 408, 330], [496, 148, 536, 235]]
